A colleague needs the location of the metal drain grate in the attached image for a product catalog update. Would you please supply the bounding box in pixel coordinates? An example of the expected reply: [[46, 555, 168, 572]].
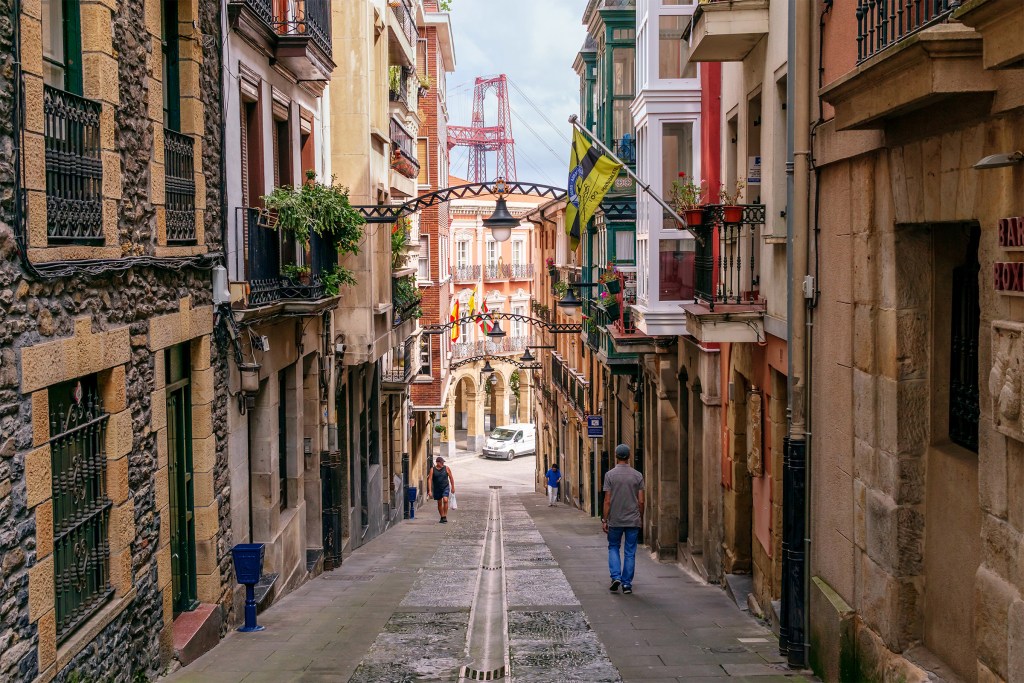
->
[[460, 664, 506, 680]]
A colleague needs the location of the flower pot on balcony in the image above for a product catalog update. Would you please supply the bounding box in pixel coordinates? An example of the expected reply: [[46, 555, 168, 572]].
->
[[722, 205, 743, 224], [604, 279, 621, 295], [684, 208, 704, 228], [602, 302, 620, 321]]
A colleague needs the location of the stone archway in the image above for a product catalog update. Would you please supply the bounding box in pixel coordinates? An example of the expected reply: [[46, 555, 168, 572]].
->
[[485, 370, 508, 431], [452, 373, 485, 452]]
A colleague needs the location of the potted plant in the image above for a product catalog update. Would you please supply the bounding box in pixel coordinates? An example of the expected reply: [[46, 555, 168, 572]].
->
[[720, 180, 746, 224], [599, 290, 620, 321], [553, 280, 569, 299], [282, 263, 311, 285], [391, 216, 411, 270], [669, 171, 707, 228], [262, 170, 365, 295], [599, 264, 621, 295], [545, 256, 556, 275], [434, 423, 446, 437]]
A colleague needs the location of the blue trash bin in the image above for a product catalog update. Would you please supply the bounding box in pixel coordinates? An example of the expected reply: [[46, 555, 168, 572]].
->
[[231, 543, 265, 632], [407, 486, 418, 519]]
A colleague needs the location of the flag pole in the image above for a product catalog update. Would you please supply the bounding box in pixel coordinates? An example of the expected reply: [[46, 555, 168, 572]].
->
[[568, 115, 692, 231]]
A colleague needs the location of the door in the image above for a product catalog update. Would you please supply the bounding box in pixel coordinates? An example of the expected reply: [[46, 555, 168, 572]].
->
[[166, 344, 198, 615]]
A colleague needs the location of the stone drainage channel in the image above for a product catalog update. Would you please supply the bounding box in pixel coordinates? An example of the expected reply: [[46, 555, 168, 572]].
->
[[348, 488, 621, 682]]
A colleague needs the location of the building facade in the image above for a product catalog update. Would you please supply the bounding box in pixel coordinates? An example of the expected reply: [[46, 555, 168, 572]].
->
[[810, 1, 1024, 681], [1, 0, 228, 676]]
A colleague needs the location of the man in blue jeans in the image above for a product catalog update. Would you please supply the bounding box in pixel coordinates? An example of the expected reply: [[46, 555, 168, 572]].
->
[[602, 443, 645, 594]]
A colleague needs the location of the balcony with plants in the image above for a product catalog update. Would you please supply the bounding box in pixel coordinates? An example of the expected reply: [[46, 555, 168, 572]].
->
[[821, 0, 993, 130], [237, 171, 363, 313], [387, 0, 417, 67], [382, 335, 417, 386], [389, 116, 420, 196]]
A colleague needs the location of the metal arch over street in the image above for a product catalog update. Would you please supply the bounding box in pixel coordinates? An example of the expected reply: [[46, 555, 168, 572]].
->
[[450, 355, 542, 371], [351, 181, 567, 222], [422, 313, 581, 335]]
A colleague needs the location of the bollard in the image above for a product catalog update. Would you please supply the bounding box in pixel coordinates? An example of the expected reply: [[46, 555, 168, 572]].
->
[[407, 486, 418, 519], [231, 543, 266, 632]]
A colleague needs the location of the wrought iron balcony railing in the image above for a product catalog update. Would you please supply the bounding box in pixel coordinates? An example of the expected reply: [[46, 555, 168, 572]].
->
[[382, 335, 416, 383], [391, 0, 417, 46], [389, 117, 420, 180], [452, 336, 533, 360], [550, 354, 589, 416], [389, 66, 414, 108], [274, 0, 332, 57], [236, 0, 273, 26], [244, 207, 337, 307], [453, 264, 482, 282], [164, 129, 197, 244], [44, 86, 104, 243], [509, 263, 534, 280], [613, 136, 636, 164], [857, 0, 958, 63], [392, 276, 422, 328], [485, 263, 512, 280], [691, 204, 765, 312]]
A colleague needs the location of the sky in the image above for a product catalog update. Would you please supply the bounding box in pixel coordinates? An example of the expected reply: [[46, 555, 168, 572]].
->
[[446, 0, 587, 188]]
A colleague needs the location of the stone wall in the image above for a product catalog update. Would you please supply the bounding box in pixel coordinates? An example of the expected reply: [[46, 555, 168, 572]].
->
[[0, 0, 227, 677]]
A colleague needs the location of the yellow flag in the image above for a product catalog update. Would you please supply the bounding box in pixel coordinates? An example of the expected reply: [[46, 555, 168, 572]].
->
[[566, 129, 623, 251], [467, 288, 477, 318]]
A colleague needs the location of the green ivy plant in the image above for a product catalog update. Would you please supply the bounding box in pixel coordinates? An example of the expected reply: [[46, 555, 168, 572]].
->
[[391, 216, 411, 270], [262, 170, 365, 290], [510, 370, 520, 401], [438, 0, 453, 10], [393, 274, 423, 320]]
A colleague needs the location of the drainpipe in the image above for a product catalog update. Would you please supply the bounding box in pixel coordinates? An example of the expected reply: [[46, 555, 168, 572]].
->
[[782, 0, 812, 668]]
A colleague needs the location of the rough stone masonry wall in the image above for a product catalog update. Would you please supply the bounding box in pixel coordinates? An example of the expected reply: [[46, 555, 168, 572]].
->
[[0, 0, 227, 677]]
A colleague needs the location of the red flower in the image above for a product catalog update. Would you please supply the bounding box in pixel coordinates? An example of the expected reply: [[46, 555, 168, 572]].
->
[[678, 172, 686, 178]]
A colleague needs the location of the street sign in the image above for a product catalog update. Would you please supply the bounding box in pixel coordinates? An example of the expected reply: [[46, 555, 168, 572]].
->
[[587, 415, 604, 438]]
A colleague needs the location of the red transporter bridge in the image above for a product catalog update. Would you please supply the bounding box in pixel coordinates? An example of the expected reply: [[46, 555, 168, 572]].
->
[[447, 74, 517, 183]]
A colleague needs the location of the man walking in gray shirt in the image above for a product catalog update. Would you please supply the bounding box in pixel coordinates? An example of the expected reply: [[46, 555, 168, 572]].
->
[[602, 444, 645, 594]]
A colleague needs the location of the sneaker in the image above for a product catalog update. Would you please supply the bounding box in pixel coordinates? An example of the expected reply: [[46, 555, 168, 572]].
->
[[622, 586, 633, 595], [442, 516, 448, 523], [609, 580, 621, 593]]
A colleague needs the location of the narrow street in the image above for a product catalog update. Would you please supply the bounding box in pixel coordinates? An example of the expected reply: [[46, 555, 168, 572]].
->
[[165, 448, 812, 683]]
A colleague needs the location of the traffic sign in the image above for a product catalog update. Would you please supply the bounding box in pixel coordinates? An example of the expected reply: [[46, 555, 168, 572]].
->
[[587, 415, 604, 438]]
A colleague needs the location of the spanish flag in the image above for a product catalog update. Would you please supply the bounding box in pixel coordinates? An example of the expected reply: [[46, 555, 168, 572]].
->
[[450, 298, 460, 341], [566, 129, 622, 251]]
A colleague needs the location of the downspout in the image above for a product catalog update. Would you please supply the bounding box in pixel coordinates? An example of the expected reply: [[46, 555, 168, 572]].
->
[[782, 0, 812, 668]]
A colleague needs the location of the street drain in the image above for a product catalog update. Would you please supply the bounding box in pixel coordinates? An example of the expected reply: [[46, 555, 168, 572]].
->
[[460, 664, 506, 680]]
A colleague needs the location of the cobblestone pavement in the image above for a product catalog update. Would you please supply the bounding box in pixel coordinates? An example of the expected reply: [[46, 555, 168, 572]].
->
[[164, 450, 815, 682]]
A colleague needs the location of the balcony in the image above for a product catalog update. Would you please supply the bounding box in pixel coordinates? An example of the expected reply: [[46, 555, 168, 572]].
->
[[613, 136, 636, 165], [392, 275, 422, 336], [952, 0, 1024, 70], [509, 263, 534, 280], [240, 207, 338, 311], [682, 204, 766, 343], [452, 336, 532, 360], [164, 129, 197, 244], [382, 335, 416, 386], [44, 86, 103, 244], [551, 354, 590, 417], [389, 117, 420, 191], [228, 0, 334, 90], [453, 264, 481, 282], [485, 263, 512, 280], [821, 3, 992, 130], [685, 0, 769, 63], [387, 0, 417, 66], [388, 66, 416, 111]]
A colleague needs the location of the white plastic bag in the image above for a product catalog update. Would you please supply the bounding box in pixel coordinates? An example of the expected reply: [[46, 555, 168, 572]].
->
[[449, 494, 458, 510]]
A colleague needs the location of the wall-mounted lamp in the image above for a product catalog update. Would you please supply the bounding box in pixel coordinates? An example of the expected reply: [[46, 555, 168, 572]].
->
[[482, 177, 519, 242], [974, 151, 1023, 170], [238, 363, 261, 411]]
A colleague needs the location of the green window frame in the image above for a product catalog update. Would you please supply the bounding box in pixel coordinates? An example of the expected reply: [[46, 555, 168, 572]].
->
[[49, 375, 113, 643], [42, 0, 83, 95], [166, 344, 198, 615]]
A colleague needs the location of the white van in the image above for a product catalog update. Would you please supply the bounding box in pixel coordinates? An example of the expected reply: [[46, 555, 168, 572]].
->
[[482, 423, 536, 460]]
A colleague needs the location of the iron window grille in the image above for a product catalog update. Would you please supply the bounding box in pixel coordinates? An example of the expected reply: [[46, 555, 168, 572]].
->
[[49, 376, 113, 643], [44, 85, 104, 243], [164, 129, 197, 244]]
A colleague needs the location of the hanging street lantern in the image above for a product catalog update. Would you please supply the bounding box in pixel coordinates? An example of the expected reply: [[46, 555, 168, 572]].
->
[[557, 287, 582, 316], [487, 319, 506, 338], [520, 347, 535, 363], [481, 359, 494, 374], [482, 177, 519, 242]]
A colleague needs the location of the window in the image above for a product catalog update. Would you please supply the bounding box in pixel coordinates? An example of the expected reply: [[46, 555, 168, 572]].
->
[[456, 240, 469, 267], [49, 375, 112, 642], [615, 229, 636, 263], [512, 240, 524, 265], [43, 0, 83, 93], [512, 305, 525, 338], [162, 0, 182, 129], [659, 238, 695, 301], [659, 15, 696, 79], [419, 335, 431, 376], [418, 235, 430, 280], [612, 47, 635, 95], [417, 137, 429, 186], [486, 240, 497, 267], [278, 370, 289, 510], [662, 122, 694, 230]]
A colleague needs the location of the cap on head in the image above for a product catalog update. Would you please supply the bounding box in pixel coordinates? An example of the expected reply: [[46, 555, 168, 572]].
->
[[614, 444, 630, 460], [435, 457, 445, 464]]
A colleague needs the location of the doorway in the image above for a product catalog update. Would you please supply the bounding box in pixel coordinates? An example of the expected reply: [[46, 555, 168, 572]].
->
[[166, 343, 198, 615]]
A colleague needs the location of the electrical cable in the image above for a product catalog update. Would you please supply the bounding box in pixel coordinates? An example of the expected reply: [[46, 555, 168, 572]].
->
[[505, 77, 571, 145]]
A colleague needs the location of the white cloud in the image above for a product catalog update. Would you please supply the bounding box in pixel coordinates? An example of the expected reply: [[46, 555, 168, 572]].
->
[[447, 0, 587, 187]]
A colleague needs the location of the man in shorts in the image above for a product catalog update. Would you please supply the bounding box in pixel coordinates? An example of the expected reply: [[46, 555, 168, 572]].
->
[[427, 457, 455, 523]]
